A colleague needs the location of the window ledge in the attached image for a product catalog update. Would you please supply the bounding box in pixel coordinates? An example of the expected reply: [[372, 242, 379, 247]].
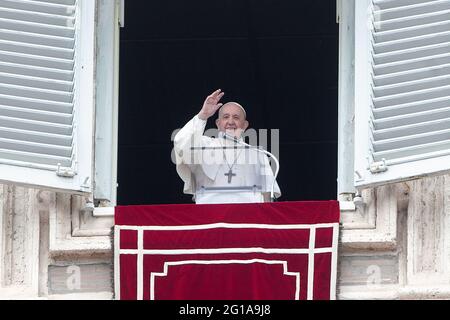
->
[[93, 206, 114, 217], [340, 185, 397, 250], [339, 200, 356, 212], [338, 285, 450, 300], [49, 236, 111, 256]]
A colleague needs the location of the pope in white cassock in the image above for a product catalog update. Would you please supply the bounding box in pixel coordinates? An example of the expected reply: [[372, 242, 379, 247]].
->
[[174, 89, 281, 204]]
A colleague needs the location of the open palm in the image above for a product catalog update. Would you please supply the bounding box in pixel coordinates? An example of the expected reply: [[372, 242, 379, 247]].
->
[[198, 89, 225, 120]]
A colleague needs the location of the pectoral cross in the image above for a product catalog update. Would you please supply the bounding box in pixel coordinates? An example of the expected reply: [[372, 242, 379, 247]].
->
[[224, 169, 236, 184]]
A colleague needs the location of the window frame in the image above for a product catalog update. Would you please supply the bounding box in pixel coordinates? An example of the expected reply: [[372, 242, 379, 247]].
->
[[337, 0, 356, 201], [93, 0, 120, 205]]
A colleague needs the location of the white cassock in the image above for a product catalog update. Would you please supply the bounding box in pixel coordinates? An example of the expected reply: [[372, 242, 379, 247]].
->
[[174, 115, 281, 204]]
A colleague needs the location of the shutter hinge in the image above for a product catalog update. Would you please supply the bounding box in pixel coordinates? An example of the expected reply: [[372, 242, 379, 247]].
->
[[369, 159, 388, 173], [80, 176, 91, 191], [56, 163, 76, 177]]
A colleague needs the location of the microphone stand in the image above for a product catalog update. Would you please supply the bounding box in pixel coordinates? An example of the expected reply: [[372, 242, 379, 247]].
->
[[222, 133, 280, 202]]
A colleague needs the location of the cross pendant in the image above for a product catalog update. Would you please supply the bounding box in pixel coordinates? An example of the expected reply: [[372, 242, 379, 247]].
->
[[224, 169, 236, 184]]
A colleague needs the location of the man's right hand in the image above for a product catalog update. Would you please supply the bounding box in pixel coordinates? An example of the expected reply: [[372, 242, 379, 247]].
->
[[198, 89, 225, 120]]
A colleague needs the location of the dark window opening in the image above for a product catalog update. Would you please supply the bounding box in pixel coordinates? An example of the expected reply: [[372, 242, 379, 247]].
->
[[118, 0, 338, 205]]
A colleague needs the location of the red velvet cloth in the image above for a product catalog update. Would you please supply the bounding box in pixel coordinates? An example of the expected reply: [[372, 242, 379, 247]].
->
[[115, 201, 340, 300]]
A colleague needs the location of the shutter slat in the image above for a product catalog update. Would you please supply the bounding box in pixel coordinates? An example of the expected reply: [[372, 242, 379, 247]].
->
[[0, 29, 74, 49], [36, 0, 76, 6], [0, 39, 74, 60], [373, 54, 450, 76], [0, 114, 72, 135], [374, 63, 450, 86], [0, 104, 72, 124], [373, 74, 450, 97], [374, 0, 444, 11], [373, 30, 450, 54], [374, 106, 450, 128], [0, 83, 73, 103], [373, 48, 450, 75], [375, 9, 450, 32], [374, 53, 450, 75], [0, 148, 72, 167], [374, 20, 450, 43], [374, 42, 450, 65], [373, 128, 450, 152], [0, 61, 73, 81], [374, 107, 450, 130], [0, 0, 75, 16], [373, 0, 450, 21], [0, 93, 72, 113], [373, 84, 450, 108], [0, 7, 75, 27], [0, 18, 74, 38], [373, 117, 450, 140], [0, 126, 72, 146], [0, 72, 73, 92], [373, 140, 450, 161], [0, 136, 72, 157], [373, 95, 450, 118], [0, 50, 73, 70]]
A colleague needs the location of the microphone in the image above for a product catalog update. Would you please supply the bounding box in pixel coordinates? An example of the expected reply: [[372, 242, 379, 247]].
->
[[222, 132, 279, 202]]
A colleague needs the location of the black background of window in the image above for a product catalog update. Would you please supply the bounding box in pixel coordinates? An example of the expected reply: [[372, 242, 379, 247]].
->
[[117, 0, 338, 205]]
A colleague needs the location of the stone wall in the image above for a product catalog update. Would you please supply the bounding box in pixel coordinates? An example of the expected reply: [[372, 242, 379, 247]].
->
[[0, 185, 113, 299], [1, 174, 450, 299]]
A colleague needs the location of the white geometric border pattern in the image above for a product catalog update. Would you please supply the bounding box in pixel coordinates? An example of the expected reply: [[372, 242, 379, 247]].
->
[[150, 259, 300, 300]]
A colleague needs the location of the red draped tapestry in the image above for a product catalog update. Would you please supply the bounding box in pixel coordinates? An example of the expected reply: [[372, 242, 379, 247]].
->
[[114, 201, 340, 300]]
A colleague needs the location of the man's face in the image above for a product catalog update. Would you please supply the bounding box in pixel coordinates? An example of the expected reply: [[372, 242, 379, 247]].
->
[[215, 103, 249, 138]]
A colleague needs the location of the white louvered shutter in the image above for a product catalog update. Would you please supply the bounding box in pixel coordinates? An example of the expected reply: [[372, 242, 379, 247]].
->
[[0, 0, 95, 193], [354, 0, 450, 188]]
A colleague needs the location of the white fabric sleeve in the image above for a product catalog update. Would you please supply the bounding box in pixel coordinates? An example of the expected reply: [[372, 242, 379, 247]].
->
[[174, 114, 207, 164], [173, 115, 208, 195]]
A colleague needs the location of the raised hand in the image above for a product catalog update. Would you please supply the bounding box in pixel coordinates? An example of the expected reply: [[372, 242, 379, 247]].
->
[[198, 89, 225, 120]]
